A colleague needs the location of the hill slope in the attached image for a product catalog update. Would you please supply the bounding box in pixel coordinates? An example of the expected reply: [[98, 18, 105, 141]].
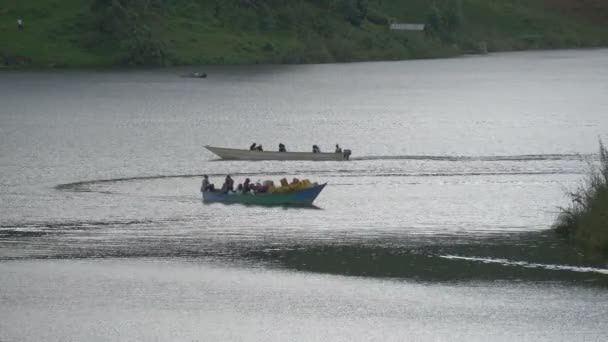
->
[[1, 0, 608, 67]]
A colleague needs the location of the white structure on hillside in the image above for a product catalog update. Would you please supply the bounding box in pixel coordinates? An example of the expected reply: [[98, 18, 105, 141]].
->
[[389, 23, 425, 31]]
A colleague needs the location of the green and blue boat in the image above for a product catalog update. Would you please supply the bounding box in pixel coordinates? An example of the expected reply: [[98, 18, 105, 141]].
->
[[202, 183, 327, 206]]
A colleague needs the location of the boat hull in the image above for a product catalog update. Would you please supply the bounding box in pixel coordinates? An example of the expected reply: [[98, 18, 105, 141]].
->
[[202, 183, 327, 206], [205, 146, 348, 161]]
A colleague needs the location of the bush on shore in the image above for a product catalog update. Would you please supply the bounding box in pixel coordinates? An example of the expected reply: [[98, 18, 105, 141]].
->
[[554, 139, 608, 255]]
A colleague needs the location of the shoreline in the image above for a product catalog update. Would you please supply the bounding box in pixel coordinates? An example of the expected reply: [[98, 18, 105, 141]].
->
[[2, 47, 607, 71]]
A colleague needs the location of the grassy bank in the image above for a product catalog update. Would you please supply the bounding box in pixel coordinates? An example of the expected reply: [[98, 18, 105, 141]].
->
[[554, 140, 608, 256], [1, 0, 608, 67]]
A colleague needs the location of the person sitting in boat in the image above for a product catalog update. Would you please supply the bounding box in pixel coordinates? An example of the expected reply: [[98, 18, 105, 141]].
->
[[256, 144, 264, 151], [278, 143, 286, 152], [262, 180, 274, 192], [221, 175, 234, 193], [252, 180, 265, 193], [243, 178, 251, 193], [335, 144, 342, 153], [236, 184, 243, 193], [227, 175, 234, 191], [312, 145, 320, 153], [343, 149, 351, 160], [201, 175, 212, 192], [250, 143, 257, 150]]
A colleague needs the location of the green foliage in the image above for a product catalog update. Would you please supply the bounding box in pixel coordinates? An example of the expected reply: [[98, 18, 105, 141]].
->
[[444, 0, 463, 32], [312, 15, 334, 38], [1, 0, 608, 67], [425, 5, 442, 35], [366, 8, 389, 26], [90, 0, 169, 65], [275, 7, 296, 30], [258, 4, 275, 31], [91, 0, 133, 39], [121, 28, 169, 66], [337, 0, 368, 27], [424, 0, 463, 43], [554, 139, 608, 255]]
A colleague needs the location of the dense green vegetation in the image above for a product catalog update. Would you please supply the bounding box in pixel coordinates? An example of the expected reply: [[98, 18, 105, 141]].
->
[[554, 140, 608, 256], [1, 0, 608, 67]]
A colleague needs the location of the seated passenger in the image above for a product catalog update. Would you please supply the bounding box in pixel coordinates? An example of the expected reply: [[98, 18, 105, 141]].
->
[[227, 175, 234, 191], [343, 149, 351, 160], [312, 145, 320, 153], [255, 181, 268, 193], [221, 175, 234, 193], [243, 178, 251, 193], [279, 143, 286, 152], [237, 184, 243, 192], [201, 175, 211, 192], [335, 144, 342, 153], [250, 143, 257, 151], [256, 144, 264, 151], [263, 180, 275, 192]]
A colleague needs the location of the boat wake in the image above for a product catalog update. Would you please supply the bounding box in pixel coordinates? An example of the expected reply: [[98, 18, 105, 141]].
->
[[354, 153, 593, 162], [55, 170, 581, 193], [54, 172, 295, 192], [440, 255, 608, 275], [0, 218, 176, 236]]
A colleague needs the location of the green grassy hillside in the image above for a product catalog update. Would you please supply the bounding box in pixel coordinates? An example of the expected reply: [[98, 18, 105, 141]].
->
[[1, 0, 608, 67]]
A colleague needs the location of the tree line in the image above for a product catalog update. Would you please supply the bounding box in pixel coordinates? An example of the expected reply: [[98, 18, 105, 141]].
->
[[89, 0, 462, 65]]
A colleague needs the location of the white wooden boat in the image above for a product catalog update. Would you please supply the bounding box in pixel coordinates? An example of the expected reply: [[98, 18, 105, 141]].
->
[[205, 146, 351, 161]]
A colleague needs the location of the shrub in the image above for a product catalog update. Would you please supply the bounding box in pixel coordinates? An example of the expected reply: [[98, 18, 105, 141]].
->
[[312, 15, 333, 38], [425, 0, 463, 43], [120, 27, 169, 66], [337, 0, 368, 27], [443, 0, 463, 33], [92, 0, 133, 40], [367, 8, 388, 26], [275, 8, 295, 30], [554, 139, 608, 254], [258, 4, 275, 31], [424, 5, 442, 36]]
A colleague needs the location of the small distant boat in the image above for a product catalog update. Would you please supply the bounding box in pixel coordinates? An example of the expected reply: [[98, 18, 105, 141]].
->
[[202, 183, 327, 206], [204, 146, 351, 161], [181, 72, 207, 78]]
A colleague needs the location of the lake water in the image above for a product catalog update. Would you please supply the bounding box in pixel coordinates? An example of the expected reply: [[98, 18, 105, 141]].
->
[[1, 49, 608, 341]]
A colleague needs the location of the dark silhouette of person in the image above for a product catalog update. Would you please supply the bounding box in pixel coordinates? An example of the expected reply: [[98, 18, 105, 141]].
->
[[201, 175, 214, 192], [221, 175, 234, 193], [243, 178, 251, 193]]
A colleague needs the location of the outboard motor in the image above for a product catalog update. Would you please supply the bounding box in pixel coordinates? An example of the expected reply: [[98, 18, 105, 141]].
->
[[343, 149, 351, 160]]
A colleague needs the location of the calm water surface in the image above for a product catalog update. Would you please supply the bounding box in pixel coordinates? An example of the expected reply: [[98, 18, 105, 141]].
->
[[1, 49, 608, 341]]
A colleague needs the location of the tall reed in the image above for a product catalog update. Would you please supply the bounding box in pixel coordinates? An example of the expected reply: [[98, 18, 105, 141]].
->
[[554, 139, 608, 254]]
